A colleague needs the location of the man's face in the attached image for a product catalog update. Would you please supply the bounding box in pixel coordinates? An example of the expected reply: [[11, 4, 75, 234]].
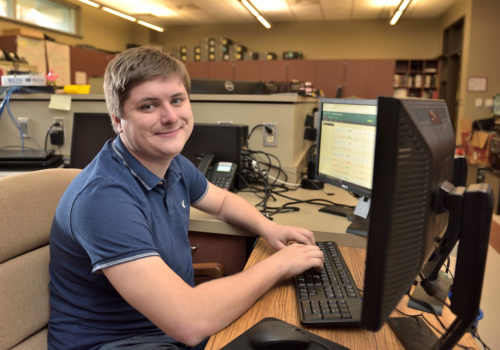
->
[[113, 76, 193, 173]]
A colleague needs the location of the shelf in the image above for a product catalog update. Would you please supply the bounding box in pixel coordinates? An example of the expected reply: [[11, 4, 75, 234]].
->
[[393, 59, 440, 98]]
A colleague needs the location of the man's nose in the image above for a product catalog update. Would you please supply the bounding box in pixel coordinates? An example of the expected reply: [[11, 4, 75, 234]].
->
[[159, 104, 178, 123]]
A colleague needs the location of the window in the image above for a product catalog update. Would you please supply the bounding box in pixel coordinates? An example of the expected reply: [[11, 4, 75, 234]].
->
[[1, 0, 78, 35], [0, 0, 9, 16]]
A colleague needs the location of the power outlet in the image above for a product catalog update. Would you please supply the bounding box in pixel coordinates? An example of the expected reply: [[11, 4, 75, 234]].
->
[[18, 117, 30, 138], [263, 122, 278, 147], [53, 117, 64, 132]]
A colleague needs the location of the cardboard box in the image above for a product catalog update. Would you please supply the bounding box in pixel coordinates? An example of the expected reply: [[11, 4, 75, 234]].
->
[[2, 28, 44, 39], [467, 130, 495, 167]]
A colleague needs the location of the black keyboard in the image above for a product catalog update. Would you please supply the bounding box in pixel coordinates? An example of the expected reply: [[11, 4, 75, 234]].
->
[[294, 241, 362, 326]]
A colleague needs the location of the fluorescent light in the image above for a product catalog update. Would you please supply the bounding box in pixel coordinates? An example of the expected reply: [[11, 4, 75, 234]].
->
[[102, 6, 136, 22], [137, 20, 165, 32], [389, 0, 412, 25], [78, 0, 100, 8], [78, 1, 165, 33], [240, 0, 271, 29], [399, 0, 412, 12], [241, 0, 260, 17], [256, 15, 271, 29], [389, 10, 403, 25]]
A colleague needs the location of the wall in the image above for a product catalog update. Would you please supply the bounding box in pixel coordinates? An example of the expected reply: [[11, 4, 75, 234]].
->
[[157, 18, 442, 60], [440, 0, 500, 143], [462, 0, 500, 124]]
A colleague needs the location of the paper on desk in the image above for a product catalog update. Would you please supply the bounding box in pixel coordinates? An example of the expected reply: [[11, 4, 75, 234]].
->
[[49, 94, 72, 111], [353, 197, 371, 219]]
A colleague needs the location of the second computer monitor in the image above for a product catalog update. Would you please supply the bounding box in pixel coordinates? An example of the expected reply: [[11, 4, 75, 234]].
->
[[70, 113, 116, 169], [316, 98, 377, 198], [315, 98, 377, 235]]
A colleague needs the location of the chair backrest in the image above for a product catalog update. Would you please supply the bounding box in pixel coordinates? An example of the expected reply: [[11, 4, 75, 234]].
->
[[0, 168, 81, 350]]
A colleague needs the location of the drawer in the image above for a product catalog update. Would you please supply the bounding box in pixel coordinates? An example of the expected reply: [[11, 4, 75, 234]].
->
[[189, 231, 253, 276]]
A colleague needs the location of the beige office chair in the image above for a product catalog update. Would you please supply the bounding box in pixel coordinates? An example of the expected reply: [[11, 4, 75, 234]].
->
[[0, 168, 81, 349], [0, 168, 223, 349]]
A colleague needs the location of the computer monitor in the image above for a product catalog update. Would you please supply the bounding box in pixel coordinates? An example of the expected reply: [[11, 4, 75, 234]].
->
[[493, 94, 500, 116], [361, 96, 492, 349], [407, 155, 468, 316], [315, 98, 377, 236], [70, 112, 116, 169]]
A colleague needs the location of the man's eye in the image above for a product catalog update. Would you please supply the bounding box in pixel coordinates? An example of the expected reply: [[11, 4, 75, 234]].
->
[[172, 98, 183, 105], [141, 103, 155, 111]]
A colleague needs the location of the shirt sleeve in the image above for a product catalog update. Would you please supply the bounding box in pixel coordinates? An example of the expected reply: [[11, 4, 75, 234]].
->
[[175, 155, 209, 204], [70, 178, 159, 273]]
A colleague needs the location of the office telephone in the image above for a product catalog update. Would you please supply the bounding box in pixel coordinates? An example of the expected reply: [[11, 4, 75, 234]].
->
[[197, 153, 237, 191]]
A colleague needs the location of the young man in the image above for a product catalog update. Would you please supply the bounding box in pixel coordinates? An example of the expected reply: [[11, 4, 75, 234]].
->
[[48, 46, 324, 349]]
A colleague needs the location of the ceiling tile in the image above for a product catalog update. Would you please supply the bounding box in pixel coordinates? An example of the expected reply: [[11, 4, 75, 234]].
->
[[89, 0, 460, 26]]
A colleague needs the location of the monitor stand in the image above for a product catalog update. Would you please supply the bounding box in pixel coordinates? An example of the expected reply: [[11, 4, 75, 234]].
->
[[407, 274, 453, 316], [318, 196, 370, 237]]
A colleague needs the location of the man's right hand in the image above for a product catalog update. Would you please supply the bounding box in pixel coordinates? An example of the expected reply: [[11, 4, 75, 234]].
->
[[269, 243, 324, 280]]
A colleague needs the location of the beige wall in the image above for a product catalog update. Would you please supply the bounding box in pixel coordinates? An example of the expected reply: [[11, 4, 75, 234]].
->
[[462, 0, 500, 123], [157, 18, 442, 60], [439, 0, 500, 142]]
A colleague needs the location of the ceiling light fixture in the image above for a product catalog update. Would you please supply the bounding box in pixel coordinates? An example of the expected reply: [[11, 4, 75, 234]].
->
[[137, 20, 164, 33], [240, 0, 271, 29], [102, 6, 136, 22], [389, 0, 412, 26], [78, 0, 100, 8], [78, 1, 165, 32]]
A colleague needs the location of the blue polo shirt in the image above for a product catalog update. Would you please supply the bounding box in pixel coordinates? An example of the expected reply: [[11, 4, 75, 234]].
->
[[48, 136, 208, 350]]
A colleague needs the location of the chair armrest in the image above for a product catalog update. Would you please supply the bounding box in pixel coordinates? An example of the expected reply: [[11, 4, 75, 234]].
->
[[193, 262, 225, 278]]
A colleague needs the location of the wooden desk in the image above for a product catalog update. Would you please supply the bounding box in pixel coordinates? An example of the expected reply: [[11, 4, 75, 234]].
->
[[205, 239, 478, 350]]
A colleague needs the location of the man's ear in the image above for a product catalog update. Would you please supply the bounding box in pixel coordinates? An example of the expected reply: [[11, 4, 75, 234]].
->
[[111, 114, 122, 133]]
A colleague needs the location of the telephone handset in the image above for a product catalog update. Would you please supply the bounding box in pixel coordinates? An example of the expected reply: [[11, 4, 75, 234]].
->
[[196, 153, 237, 191], [197, 153, 215, 176]]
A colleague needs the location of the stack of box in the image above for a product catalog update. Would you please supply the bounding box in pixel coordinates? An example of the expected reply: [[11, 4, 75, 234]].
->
[[220, 38, 233, 61], [266, 52, 277, 60], [233, 45, 247, 61], [203, 38, 217, 61], [282, 51, 303, 60], [175, 38, 300, 63], [179, 46, 189, 62], [193, 46, 202, 61]]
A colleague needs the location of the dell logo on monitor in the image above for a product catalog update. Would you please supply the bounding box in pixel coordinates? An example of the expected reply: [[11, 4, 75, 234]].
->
[[429, 110, 443, 125], [224, 81, 235, 92]]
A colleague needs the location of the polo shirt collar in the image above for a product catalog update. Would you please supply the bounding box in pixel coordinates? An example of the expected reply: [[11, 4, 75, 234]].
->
[[111, 136, 178, 191]]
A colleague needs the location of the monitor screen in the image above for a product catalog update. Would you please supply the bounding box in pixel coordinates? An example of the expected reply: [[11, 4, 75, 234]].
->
[[70, 113, 116, 169], [314, 98, 377, 236], [315, 98, 377, 199], [493, 94, 500, 115]]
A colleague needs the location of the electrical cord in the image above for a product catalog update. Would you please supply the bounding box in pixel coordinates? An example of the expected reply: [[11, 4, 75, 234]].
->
[[44, 122, 61, 152], [238, 147, 358, 217], [238, 146, 355, 217], [267, 174, 301, 188], [247, 124, 274, 141], [0, 86, 24, 149], [441, 302, 491, 350]]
